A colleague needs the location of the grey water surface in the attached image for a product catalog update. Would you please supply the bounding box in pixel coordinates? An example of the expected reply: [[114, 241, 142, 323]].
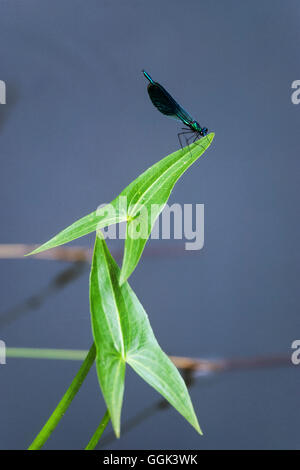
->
[[0, 0, 299, 449]]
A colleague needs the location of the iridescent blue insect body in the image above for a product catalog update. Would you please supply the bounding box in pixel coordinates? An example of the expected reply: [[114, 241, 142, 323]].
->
[[143, 70, 208, 148]]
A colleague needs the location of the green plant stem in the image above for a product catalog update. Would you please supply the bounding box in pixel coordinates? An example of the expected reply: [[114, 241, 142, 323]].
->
[[85, 410, 110, 450], [7, 347, 88, 361], [28, 343, 96, 450]]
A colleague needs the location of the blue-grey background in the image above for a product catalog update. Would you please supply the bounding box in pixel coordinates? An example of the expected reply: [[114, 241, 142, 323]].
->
[[0, 0, 299, 449]]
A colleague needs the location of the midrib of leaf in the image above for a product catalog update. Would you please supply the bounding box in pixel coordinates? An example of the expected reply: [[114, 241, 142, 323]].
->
[[97, 249, 125, 358], [112, 360, 123, 413]]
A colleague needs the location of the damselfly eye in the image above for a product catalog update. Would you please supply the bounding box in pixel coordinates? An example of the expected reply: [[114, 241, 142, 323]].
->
[[201, 127, 208, 136]]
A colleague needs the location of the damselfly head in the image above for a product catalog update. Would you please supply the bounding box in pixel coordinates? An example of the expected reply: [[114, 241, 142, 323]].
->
[[200, 127, 208, 137]]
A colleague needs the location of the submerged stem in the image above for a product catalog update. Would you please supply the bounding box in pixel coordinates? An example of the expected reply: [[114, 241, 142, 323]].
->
[[28, 343, 96, 450], [85, 410, 110, 450]]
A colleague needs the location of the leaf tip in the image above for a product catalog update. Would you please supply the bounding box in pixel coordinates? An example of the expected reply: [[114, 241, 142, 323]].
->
[[110, 416, 121, 438], [207, 132, 215, 143], [194, 420, 203, 436], [24, 247, 40, 257]]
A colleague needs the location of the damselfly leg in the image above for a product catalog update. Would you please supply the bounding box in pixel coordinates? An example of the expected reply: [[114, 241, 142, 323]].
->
[[192, 133, 207, 152], [177, 129, 207, 155], [177, 127, 194, 149], [143, 70, 209, 151]]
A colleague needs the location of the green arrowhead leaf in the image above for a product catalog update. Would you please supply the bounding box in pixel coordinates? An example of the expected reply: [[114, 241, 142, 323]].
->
[[27, 134, 214, 282], [90, 232, 202, 437]]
